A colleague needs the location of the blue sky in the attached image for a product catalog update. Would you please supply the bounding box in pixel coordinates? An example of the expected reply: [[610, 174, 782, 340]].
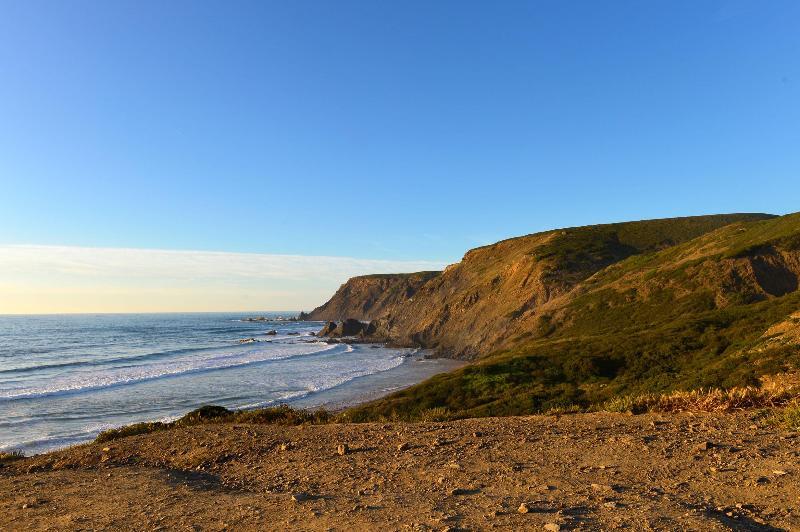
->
[[1, 1, 798, 311]]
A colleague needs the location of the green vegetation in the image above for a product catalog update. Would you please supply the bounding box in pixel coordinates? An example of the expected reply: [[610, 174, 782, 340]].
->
[[344, 213, 800, 421], [345, 292, 800, 421], [95, 404, 331, 443], [0, 449, 25, 463], [783, 403, 800, 430]]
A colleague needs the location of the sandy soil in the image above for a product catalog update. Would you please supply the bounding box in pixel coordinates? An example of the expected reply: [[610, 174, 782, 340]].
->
[[1, 411, 798, 531]]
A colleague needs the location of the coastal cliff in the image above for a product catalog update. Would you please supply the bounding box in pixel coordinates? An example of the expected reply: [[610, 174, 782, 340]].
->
[[312, 213, 778, 358], [304, 271, 440, 322]]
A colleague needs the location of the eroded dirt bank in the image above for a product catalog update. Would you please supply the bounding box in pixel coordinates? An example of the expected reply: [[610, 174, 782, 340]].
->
[[2, 411, 799, 531]]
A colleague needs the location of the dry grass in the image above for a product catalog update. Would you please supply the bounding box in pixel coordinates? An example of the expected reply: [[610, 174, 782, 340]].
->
[[783, 402, 800, 430], [0, 450, 25, 463], [602, 374, 800, 414]]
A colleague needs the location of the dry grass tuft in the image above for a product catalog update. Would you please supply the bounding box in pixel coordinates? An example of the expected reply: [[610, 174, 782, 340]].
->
[[0, 449, 25, 463], [783, 402, 800, 430], [602, 375, 800, 414]]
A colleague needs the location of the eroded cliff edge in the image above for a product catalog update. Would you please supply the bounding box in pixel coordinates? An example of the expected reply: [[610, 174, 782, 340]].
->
[[304, 213, 800, 359]]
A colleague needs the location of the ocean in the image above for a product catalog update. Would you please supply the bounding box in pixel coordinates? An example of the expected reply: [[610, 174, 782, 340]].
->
[[0, 313, 461, 455]]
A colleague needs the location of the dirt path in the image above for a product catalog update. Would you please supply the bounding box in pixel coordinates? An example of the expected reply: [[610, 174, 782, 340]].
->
[[2, 411, 798, 531]]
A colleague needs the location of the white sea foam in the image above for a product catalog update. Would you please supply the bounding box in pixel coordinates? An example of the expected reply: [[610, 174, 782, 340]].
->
[[0, 313, 446, 455], [0, 341, 341, 401]]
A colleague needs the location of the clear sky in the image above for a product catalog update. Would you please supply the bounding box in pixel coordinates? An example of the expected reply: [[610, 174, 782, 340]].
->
[[1, 1, 798, 313]]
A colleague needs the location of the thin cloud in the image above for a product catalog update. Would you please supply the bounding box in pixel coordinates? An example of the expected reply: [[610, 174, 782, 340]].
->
[[0, 245, 447, 313]]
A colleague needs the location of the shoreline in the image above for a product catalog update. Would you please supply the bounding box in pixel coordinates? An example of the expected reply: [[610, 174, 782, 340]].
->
[[5, 344, 465, 457], [288, 349, 465, 412]]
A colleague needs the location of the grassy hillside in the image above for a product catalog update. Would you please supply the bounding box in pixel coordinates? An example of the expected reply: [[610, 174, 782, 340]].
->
[[344, 213, 800, 421], [362, 213, 776, 358]]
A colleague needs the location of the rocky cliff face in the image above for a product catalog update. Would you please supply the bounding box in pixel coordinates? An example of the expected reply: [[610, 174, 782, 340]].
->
[[312, 213, 784, 358], [304, 271, 440, 322], [343, 212, 800, 420]]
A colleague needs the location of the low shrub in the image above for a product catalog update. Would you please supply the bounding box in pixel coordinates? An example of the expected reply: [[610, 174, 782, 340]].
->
[[783, 402, 800, 430], [0, 449, 25, 463], [94, 404, 331, 443], [599, 383, 800, 414], [96, 421, 168, 443]]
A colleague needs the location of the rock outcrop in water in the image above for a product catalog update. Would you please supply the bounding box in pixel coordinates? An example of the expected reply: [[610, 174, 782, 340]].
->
[[318, 318, 374, 338]]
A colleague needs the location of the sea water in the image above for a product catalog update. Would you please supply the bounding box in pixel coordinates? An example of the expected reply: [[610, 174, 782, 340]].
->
[[0, 313, 460, 454]]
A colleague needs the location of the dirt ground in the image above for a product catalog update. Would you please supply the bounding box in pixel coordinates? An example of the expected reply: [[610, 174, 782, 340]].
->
[[1, 411, 799, 531]]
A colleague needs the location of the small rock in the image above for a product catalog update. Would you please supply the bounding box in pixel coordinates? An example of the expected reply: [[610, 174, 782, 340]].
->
[[518, 503, 532, 514], [102, 447, 111, 452], [773, 470, 788, 476], [544, 524, 561, 532], [291, 493, 312, 503], [694, 441, 714, 452], [337, 444, 349, 456], [450, 488, 470, 496], [397, 442, 410, 452]]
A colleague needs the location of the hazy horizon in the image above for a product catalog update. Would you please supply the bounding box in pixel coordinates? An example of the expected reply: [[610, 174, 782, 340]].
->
[[0, 244, 445, 314]]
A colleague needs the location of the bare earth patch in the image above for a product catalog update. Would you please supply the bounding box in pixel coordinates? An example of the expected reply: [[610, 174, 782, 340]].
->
[[2, 411, 799, 531]]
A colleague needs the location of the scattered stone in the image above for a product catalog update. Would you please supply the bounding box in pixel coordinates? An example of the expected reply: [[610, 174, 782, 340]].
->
[[337, 444, 349, 456], [397, 442, 410, 452], [773, 470, 788, 476], [694, 441, 714, 452], [544, 524, 561, 532], [518, 503, 532, 514], [265, 330, 277, 335], [450, 488, 471, 496], [102, 447, 110, 452], [291, 493, 312, 503]]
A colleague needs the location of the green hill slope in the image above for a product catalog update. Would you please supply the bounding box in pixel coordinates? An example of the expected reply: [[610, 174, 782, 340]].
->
[[342, 213, 800, 421]]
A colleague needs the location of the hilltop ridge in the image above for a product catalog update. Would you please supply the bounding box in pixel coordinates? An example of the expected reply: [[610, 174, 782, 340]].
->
[[302, 212, 800, 420], [309, 213, 776, 357]]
